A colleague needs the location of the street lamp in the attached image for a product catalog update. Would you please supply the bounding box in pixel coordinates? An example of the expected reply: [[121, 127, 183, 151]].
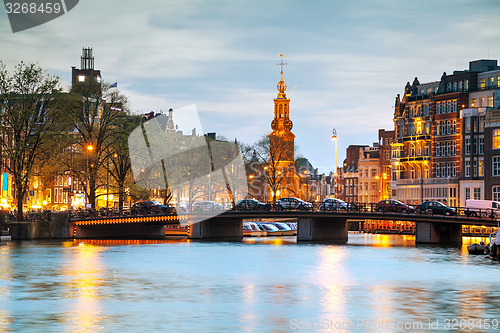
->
[[86, 144, 93, 208], [331, 129, 338, 198], [375, 172, 388, 200]]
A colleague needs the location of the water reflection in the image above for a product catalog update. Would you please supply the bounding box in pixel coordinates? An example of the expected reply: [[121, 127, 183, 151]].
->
[[2, 234, 500, 332], [62, 242, 106, 332]]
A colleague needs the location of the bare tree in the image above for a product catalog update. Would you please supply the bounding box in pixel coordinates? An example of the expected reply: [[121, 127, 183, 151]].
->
[[251, 135, 296, 204], [0, 62, 65, 221], [67, 79, 129, 209], [104, 114, 141, 214]]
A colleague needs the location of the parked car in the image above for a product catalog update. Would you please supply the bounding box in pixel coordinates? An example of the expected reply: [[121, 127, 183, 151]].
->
[[275, 197, 313, 211], [192, 201, 224, 212], [235, 199, 269, 211], [465, 199, 500, 218], [375, 199, 414, 213], [416, 201, 456, 216], [320, 198, 348, 211], [131, 200, 173, 215]]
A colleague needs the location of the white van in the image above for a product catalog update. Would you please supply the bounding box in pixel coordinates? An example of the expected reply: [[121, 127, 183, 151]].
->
[[465, 200, 500, 217]]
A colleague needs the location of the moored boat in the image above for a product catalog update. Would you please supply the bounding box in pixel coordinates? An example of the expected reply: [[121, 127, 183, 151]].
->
[[467, 242, 487, 255]]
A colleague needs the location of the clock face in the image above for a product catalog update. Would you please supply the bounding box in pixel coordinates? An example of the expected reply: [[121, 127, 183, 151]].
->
[[283, 119, 293, 131], [271, 119, 278, 131]]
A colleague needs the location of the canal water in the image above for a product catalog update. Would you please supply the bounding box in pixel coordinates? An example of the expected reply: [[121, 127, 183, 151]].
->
[[1, 234, 499, 332]]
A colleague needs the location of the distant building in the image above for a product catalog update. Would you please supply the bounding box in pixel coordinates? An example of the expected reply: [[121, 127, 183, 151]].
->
[[391, 59, 500, 206], [269, 55, 297, 199], [71, 47, 102, 93]]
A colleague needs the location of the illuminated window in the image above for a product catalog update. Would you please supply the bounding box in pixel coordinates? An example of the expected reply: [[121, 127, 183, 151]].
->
[[464, 80, 469, 90], [488, 96, 494, 107], [489, 77, 495, 88], [479, 159, 484, 177], [493, 156, 500, 176], [474, 188, 481, 200], [493, 186, 500, 201], [493, 129, 500, 149], [78, 75, 85, 82], [471, 98, 476, 108], [465, 118, 471, 133], [465, 138, 470, 155], [480, 78, 485, 90]]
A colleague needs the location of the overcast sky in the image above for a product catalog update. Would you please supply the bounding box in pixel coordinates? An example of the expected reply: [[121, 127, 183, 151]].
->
[[1, 0, 499, 173]]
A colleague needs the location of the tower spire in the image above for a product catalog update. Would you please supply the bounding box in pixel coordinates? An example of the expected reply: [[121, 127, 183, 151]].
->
[[276, 54, 287, 97], [278, 53, 287, 80]]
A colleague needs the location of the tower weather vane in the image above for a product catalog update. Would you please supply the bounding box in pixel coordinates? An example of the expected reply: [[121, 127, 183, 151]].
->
[[278, 54, 287, 73]]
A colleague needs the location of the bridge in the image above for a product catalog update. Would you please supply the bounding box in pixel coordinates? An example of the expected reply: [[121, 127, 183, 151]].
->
[[68, 208, 500, 244]]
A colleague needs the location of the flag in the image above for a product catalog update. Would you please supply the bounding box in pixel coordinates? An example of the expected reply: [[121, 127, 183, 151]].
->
[[110, 82, 117, 88]]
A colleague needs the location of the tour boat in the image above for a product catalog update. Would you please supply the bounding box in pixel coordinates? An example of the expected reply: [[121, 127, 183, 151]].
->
[[243, 222, 266, 237]]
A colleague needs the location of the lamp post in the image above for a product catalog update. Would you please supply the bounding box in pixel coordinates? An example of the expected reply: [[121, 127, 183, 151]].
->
[[86, 144, 93, 208], [302, 170, 309, 201], [331, 129, 338, 198], [375, 172, 388, 201]]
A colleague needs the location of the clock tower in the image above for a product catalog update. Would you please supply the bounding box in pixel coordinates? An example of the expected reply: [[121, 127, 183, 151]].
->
[[269, 54, 296, 198]]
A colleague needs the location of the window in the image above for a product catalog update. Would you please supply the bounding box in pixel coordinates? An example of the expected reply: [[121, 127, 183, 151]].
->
[[473, 160, 477, 177], [479, 137, 484, 154], [471, 99, 476, 108], [490, 77, 495, 88], [453, 100, 457, 112], [436, 164, 441, 177], [447, 121, 451, 135], [465, 160, 471, 177], [424, 105, 429, 116], [371, 169, 376, 177], [494, 129, 500, 149], [493, 156, 500, 176], [465, 188, 471, 200], [465, 138, 471, 155], [436, 103, 441, 114], [78, 75, 85, 82], [453, 120, 456, 134], [479, 119, 484, 132], [488, 96, 494, 107], [494, 186, 500, 201], [452, 163, 457, 177], [479, 159, 484, 177], [465, 118, 471, 133], [452, 142, 457, 155], [480, 97, 485, 107], [436, 143, 441, 156], [446, 142, 451, 156], [465, 80, 469, 90], [480, 78, 485, 90], [474, 188, 481, 200]]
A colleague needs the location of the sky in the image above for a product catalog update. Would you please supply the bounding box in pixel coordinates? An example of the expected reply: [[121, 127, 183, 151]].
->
[[1, 0, 500, 174]]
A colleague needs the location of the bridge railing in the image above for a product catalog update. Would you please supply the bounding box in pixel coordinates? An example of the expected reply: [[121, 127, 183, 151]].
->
[[67, 201, 500, 221]]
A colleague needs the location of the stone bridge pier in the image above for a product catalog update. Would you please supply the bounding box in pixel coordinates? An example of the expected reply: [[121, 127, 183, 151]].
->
[[297, 217, 348, 243], [415, 222, 462, 244]]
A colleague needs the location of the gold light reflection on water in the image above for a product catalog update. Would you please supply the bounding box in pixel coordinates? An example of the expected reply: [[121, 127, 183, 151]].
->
[[457, 289, 489, 320], [312, 246, 349, 318], [62, 242, 105, 332]]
